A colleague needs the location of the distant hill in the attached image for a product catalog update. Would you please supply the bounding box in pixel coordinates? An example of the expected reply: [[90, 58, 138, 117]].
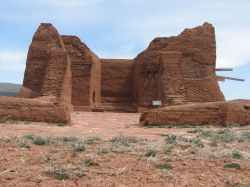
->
[[0, 83, 22, 97]]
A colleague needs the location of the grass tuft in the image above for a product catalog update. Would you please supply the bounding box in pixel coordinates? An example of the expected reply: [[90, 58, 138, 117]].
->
[[232, 151, 242, 159], [224, 163, 241, 170], [155, 162, 173, 170], [145, 149, 157, 157], [32, 136, 48, 146]]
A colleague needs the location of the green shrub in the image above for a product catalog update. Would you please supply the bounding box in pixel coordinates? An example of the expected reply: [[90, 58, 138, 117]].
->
[[224, 163, 241, 170], [109, 135, 138, 146], [232, 151, 242, 159], [145, 149, 157, 157], [46, 164, 70, 180], [84, 159, 95, 167], [33, 137, 48, 146], [155, 162, 173, 170], [72, 142, 85, 152], [165, 135, 177, 144]]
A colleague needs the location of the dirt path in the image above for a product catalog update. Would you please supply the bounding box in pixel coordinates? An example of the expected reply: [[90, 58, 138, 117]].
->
[[0, 112, 184, 139]]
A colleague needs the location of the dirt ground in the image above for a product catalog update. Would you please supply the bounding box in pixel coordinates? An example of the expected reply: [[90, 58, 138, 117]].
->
[[0, 112, 187, 140], [0, 112, 250, 187]]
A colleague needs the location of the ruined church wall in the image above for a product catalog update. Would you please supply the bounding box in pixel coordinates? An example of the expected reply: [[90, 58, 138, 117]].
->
[[140, 101, 250, 126], [101, 59, 134, 104], [62, 36, 101, 110], [19, 23, 72, 106], [89, 53, 101, 108], [0, 97, 70, 123], [134, 23, 224, 109]]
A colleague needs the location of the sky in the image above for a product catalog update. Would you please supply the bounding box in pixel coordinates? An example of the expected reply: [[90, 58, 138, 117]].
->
[[0, 0, 249, 100]]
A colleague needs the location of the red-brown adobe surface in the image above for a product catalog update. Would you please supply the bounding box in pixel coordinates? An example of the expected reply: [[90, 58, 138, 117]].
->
[[2, 22, 249, 125], [62, 36, 101, 111], [101, 59, 134, 104], [140, 100, 250, 126], [0, 96, 70, 123], [19, 22, 225, 113], [134, 23, 224, 109], [19, 23, 72, 105]]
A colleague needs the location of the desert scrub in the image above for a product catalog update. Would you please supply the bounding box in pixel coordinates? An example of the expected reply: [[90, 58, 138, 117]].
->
[[45, 163, 70, 180], [0, 135, 18, 143], [99, 147, 109, 155], [155, 162, 173, 170], [83, 153, 100, 167], [84, 136, 100, 145], [224, 163, 241, 170], [232, 151, 242, 159], [32, 136, 49, 146], [240, 131, 250, 140], [163, 145, 173, 153], [83, 157, 99, 167], [109, 135, 138, 146], [16, 137, 30, 148], [0, 136, 30, 148], [83, 158, 96, 167], [71, 141, 85, 152], [55, 136, 80, 143], [23, 134, 35, 140], [145, 149, 157, 157], [164, 135, 177, 144], [225, 180, 247, 187]]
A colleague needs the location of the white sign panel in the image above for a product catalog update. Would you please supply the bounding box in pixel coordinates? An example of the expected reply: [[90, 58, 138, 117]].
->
[[152, 100, 162, 106]]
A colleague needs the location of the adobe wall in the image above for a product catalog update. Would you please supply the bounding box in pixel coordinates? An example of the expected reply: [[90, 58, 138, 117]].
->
[[0, 96, 70, 123], [19, 23, 72, 105], [140, 101, 250, 126], [62, 36, 101, 111], [101, 59, 134, 104], [134, 23, 224, 109]]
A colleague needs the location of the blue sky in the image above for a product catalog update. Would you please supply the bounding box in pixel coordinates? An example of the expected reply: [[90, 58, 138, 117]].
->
[[0, 0, 249, 100]]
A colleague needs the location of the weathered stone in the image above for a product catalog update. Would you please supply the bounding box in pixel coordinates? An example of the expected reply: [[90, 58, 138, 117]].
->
[[19, 23, 72, 105], [18, 22, 225, 113], [0, 96, 70, 123], [134, 23, 224, 110], [62, 36, 101, 111], [140, 100, 250, 126], [101, 59, 134, 104]]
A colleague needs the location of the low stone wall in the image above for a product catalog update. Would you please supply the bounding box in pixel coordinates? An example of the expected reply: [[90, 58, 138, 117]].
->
[[140, 101, 250, 126], [0, 97, 70, 123]]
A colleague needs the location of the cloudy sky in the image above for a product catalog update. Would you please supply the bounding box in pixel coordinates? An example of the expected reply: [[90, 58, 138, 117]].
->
[[0, 0, 249, 100]]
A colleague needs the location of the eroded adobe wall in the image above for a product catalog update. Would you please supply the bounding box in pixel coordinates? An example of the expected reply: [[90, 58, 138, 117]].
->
[[19, 23, 72, 105], [62, 36, 101, 110], [0, 97, 70, 123], [134, 23, 224, 109], [140, 101, 250, 126], [90, 53, 101, 107], [101, 59, 134, 104]]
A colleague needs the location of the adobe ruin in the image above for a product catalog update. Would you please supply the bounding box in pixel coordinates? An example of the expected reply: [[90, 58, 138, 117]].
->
[[20, 22, 225, 112], [1, 22, 249, 125]]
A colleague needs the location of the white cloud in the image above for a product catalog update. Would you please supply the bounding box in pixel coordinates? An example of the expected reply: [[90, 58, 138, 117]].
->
[[0, 50, 26, 72], [216, 29, 250, 68]]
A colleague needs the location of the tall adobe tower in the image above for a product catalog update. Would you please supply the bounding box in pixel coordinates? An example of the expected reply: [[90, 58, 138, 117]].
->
[[19, 23, 72, 105], [134, 23, 224, 110]]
